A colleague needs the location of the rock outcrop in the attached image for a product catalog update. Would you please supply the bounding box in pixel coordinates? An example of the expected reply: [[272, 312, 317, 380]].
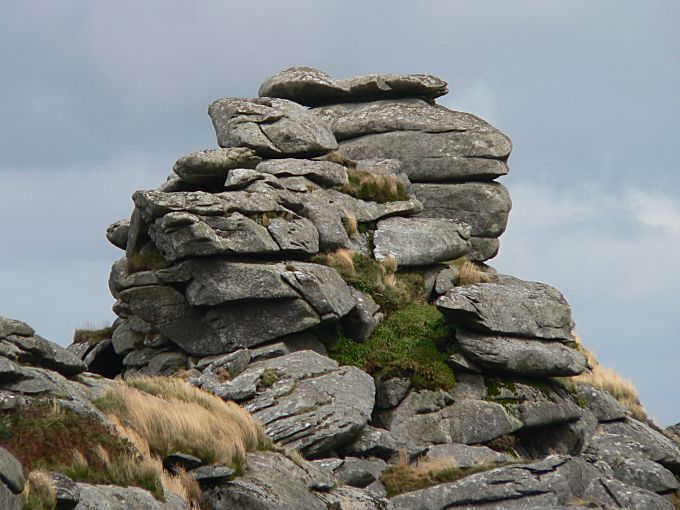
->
[[4, 66, 677, 509]]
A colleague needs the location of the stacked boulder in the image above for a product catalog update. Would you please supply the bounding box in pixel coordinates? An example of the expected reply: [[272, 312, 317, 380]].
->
[[81, 67, 680, 509], [260, 66, 512, 261]]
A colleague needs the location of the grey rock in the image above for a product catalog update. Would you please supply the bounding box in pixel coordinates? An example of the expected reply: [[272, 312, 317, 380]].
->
[[261, 67, 448, 105], [223, 168, 269, 189], [373, 217, 470, 266], [517, 408, 598, 458], [0, 446, 24, 494], [446, 352, 482, 374], [6, 333, 87, 376], [345, 426, 423, 462], [469, 236, 500, 261], [208, 97, 337, 157], [424, 443, 510, 468], [47, 471, 80, 510], [122, 347, 161, 368], [145, 351, 187, 376], [196, 349, 251, 379], [0, 316, 34, 337], [216, 351, 375, 458], [611, 458, 679, 494], [343, 289, 384, 342], [436, 276, 575, 341], [185, 259, 298, 306], [434, 266, 459, 295], [577, 384, 629, 422], [391, 455, 600, 510], [281, 262, 356, 321], [257, 158, 348, 187], [106, 219, 130, 250], [249, 333, 327, 362], [163, 452, 203, 472], [584, 476, 674, 510], [334, 458, 388, 488], [0, 484, 20, 510], [173, 147, 261, 188], [73, 483, 188, 509], [298, 191, 352, 250], [267, 215, 320, 254], [190, 465, 235, 485], [455, 329, 587, 377], [355, 158, 411, 191], [378, 389, 454, 429], [375, 377, 410, 409], [411, 182, 512, 238], [448, 373, 486, 399], [439, 399, 524, 444], [110, 321, 143, 355]]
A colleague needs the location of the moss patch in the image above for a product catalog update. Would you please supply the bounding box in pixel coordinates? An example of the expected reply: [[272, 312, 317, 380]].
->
[[325, 303, 455, 390]]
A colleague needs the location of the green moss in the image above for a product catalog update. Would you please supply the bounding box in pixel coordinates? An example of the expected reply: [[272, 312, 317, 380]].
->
[[325, 303, 456, 390], [484, 377, 517, 398], [259, 369, 278, 388]]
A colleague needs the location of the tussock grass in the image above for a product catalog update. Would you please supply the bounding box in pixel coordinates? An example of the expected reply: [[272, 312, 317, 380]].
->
[[571, 334, 646, 421], [343, 169, 407, 203], [73, 323, 115, 344], [312, 250, 423, 312], [326, 303, 455, 389], [95, 377, 270, 472], [319, 150, 357, 168], [341, 212, 358, 236], [22, 471, 56, 510], [457, 260, 490, 285], [380, 451, 505, 497]]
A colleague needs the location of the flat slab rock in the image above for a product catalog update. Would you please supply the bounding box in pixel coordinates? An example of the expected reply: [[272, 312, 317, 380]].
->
[[73, 482, 188, 510], [411, 182, 512, 238], [455, 329, 587, 377], [259, 66, 448, 106], [373, 217, 470, 266], [208, 96, 337, 157], [256, 158, 348, 187], [203, 451, 387, 510], [436, 275, 575, 342], [212, 351, 375, 458], [172, 147, 261, 188]]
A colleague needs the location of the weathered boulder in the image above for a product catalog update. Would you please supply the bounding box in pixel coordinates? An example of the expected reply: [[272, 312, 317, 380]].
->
[[342, 289, 383, 342], [172, 147, 261, 188], [610, 458, 679, 494], [260, 66, 447, 106], [423, 443, 511, 469], [583, 476, 675, 510], [374, 376, 410, 410], [208, 97, 337, 157], [436, 276, 575, 341], [372, 217, 470, 266], [390, 455, 601, 510], [106, 219, 130, 250], [73, 483, 188, 509], [345, 426, 423, 462], [455, 329, 587, 377], [256, 158, 348, 187], [0, 447, 24, 496], [411, 182, 512, 238], [213, 351, 375, 458], [576, 385, 629, 422]]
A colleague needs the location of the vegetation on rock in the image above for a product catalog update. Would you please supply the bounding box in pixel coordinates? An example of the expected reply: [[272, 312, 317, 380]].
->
[[343, 168, 408, 203], [72, 324, 115, 344]]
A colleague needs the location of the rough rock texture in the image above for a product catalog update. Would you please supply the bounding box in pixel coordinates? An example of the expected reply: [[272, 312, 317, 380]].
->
[[73, 483, 188, 510], [208, 97, 337, 157], [172, 147, 261, 188]]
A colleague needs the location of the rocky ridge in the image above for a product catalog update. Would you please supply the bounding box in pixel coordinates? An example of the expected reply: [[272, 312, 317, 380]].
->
[[1, 66, 678, 509]]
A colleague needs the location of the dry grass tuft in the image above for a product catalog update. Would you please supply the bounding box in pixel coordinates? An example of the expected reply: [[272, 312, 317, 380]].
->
[[341, 212, 358, 236], [380, 451, 506, 497], [571, 333, 647, 421], [73, 323, 115, 344], [95, 377, 270, 471], [162, 468, 202, 508], [379, 256, 399, 274], [343, 169, 407, 203], [23, 471, 57, 510], [457, 260, 490, 285], [320, 151, 357, 168], [312, 248, 356, 275]]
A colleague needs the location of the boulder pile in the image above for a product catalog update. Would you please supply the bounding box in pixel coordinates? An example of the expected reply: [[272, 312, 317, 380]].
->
[[3, 67, 678, 509]]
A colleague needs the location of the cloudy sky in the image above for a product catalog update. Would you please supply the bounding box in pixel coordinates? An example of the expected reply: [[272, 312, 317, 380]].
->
[[1, 1, 678, 424]]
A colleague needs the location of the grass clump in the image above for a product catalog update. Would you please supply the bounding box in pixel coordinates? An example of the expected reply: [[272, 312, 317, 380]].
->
[[312, 249, 424, 313], [319, 150, 357, 168], [73, 323, 115, 344], [457, 260, 490, 285], [326, 303, 455, 390], [95, 377, 271, 473], [570, 334, 646, 421], [127, 243, 170, 273], [342, 169, 408, 203], [22, 471, 57, 510], [380, 452, 506, 497]]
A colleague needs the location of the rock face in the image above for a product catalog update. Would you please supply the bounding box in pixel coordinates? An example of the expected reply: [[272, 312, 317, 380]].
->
[[51, 65, 680, 509]]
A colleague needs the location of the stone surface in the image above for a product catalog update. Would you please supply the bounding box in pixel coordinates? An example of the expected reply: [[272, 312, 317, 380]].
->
[[106, 219, 130, 250], [424, 443, 511, 469], [48, 471, 81, 510], [577, 384, 629, 422], [334, 458, 388, 489], [345, 426, 423, 462], [256, 158, 348, 187], [433, 266, 459, 295], [261, 66, 448, 106], [437, 276, 575, 341], [455, 329, 587, 377], [249, 333, 327, 363], [172, 147, 261, 188], [373, 217, 470, 266], [190, 465, 235, 485], [208, 97, 337, 157], [611, 458, 679, 494], [411, 182, 512, 238], [73, 483, 188, 509], [343, 289, 383, 342], [375, 376, 410, 410], [391, 455, 600, 510], [5, 334, 87, 377], [583, 476, 675, 510], [214, 351, 375, 458], [0, 446, 24, 494]]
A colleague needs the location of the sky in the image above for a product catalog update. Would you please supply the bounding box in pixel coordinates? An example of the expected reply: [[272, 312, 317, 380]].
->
[[0, 1, 678, 425]]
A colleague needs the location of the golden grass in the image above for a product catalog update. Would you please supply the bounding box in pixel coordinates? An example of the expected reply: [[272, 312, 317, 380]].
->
[[22, 471, 56, 510], [457, 260, 490, 285], [341, 212, 358, 236], [571, 333, 647, 421], [95, 377, 269, 471], [312, 248, 356, 275], [320, 151, 357, 168], [343, 169, 407, 203], [380, 451, 506, 497]]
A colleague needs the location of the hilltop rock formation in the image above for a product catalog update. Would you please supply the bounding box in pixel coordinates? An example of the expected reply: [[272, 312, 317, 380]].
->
[[3, 66, 677, 509]]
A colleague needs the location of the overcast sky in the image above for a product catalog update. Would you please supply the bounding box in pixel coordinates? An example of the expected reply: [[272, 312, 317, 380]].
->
[[1, 1, 678, 425]]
